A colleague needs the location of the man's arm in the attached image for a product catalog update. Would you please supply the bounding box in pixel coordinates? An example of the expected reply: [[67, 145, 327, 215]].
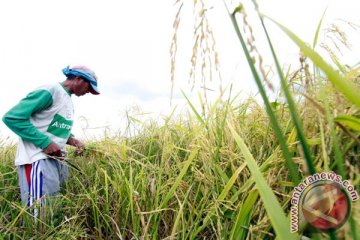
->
[[2, 89, 54, 150], [66, 137, 84, 154]]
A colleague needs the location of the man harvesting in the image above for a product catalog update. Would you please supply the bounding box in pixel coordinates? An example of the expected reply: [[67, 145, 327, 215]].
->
[[2, 65, 100, 223]]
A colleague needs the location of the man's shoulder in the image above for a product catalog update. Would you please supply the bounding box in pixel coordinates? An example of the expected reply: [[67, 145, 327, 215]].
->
[[36, 83, 62, 95]]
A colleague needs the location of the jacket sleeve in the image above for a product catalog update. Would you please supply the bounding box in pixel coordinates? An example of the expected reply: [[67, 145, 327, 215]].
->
[[2, 89, 54, 149]]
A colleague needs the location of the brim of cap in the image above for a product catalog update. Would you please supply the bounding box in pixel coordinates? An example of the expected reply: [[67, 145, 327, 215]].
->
[[89, 82, 100, 95]]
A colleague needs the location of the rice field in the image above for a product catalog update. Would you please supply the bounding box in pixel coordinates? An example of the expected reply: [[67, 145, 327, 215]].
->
[[1, 1, 360, 239], [1, 77, 359, 239]]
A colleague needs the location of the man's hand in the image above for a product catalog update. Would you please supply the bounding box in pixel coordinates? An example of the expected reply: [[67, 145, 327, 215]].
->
[[67, 137, 85, 155], [44, 142, 62, 157]]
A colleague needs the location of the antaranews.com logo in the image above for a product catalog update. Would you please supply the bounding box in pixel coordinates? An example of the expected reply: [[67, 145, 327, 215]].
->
[[290, 172, 359, 232]]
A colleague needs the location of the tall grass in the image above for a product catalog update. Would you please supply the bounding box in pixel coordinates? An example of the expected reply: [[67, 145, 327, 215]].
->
[[1, 81, 359, 239], [225, 1, 359, 239]]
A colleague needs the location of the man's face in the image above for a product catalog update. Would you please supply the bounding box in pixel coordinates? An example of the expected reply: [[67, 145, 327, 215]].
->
[[73, 77, 92, 96]]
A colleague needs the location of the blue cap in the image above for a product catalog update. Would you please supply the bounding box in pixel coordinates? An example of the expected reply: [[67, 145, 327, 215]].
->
[[62, 65, 100, 95]]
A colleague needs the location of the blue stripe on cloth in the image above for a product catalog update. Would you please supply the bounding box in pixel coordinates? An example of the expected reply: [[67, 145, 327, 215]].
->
[[30, 162, 35, 208], [29, 161, 43, 219], [40, 171, 43, 200]]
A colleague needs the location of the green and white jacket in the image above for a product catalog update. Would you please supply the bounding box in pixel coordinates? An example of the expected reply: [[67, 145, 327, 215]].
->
[[2, 83, 74, 166]]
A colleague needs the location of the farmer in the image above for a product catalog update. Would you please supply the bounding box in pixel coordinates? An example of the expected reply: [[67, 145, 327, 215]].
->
[[2, 65, 100, 222]]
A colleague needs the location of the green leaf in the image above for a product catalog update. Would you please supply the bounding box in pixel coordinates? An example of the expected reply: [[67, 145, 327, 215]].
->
[[181, 90, 206, 127], [230, 189, 259, 240], [306, 137, 321, 146], [312, 7, 327, 49], [228, 123, 298, 240], [218, 162, 247, 201], [159, 148, 198, 209], [228, 11, 301, 183], [267, 16, 360, 109], [270, 101, 280, 110], [334, 115, 360, 131]]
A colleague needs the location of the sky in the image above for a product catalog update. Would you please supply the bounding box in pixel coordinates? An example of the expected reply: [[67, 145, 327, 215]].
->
[[0, 0, 359, 142]]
